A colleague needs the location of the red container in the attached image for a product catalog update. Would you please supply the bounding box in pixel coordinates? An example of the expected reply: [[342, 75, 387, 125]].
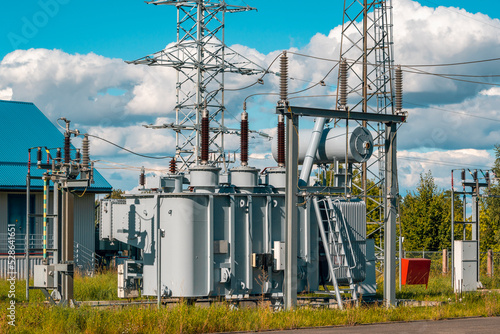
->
[[401, 258, 431, 288]]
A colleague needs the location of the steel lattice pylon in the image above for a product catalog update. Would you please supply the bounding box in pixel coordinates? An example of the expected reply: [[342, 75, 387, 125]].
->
[[337, 0, 395, 255], [128, 1, 264, 171]]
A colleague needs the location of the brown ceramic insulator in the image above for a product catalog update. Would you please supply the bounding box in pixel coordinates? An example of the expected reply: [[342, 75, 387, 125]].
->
[[241, 113, 248, 166], [64, 134, 71, 163], [169, 158, 177, 174], [139, 169, 145, 187], [201, 114, 209, 164], [277, 118, 285, 167]]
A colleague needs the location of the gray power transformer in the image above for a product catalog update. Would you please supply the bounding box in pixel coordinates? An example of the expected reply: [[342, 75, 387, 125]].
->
[[100, 165, 368, 301]]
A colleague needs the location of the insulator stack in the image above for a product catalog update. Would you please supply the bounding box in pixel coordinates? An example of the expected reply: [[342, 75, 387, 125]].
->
[[473, 170, 478, 181], [339, 59, 348, 109], [280, 51, 288, 102], [75, 149, 81, 163], [37, 147, 42, 163], [395, 65, 403, 112], [56, 148, 61, 161], [169, 158, 177, 174], [64, 134, 71, 163], [82, 134, 90, 166], [486, 171, 490, 184], [201, 108, 209, 164], [240, 111, 249, 166], [461, 169, 466, 182], [139, 167, 146, 188], [277, 114, 285, 167]]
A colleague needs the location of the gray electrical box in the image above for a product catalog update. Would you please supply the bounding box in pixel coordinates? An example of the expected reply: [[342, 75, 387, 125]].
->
[[454, 240, 478, 293], [34, 264, 56, 288]]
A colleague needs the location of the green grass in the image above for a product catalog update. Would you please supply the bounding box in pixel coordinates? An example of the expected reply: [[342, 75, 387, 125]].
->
[[0, 270, 118, 303], [1, 271, 500, 333]]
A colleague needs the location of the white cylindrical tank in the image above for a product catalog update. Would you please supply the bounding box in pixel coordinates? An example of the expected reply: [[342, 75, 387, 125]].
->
[[272, 126, 373, 164]]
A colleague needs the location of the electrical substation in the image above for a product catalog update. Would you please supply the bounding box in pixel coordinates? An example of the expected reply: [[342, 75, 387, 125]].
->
[[29, 0, 408, 309]]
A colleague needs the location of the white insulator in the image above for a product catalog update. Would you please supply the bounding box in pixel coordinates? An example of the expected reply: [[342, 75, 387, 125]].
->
[[339, 59, 348, 109], [395, 65, 403, 111]]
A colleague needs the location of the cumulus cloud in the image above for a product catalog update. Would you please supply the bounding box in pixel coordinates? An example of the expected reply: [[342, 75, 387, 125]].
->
[[1, 1, 500, 192], [398, 149, 494, 191], [0, 49, 177, 126], [0, 87, 12, 100]]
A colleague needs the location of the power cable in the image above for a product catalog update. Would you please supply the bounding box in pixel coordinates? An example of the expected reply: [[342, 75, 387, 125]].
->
[[399, 156, 491, 169], [405, 101, 500, 124], [402, 67, 500, 87], [86, 134, 173, 160], [420, 0, 500, 32]]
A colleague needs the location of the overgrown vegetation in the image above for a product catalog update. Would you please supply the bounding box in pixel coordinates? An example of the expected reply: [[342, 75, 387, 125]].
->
[[1, 270, 500, 333]]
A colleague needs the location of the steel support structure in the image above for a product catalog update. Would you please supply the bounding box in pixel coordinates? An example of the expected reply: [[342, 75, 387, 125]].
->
[[277, 105, 405, 308], [128, 1, 263, 171], [284, 107, 299, 309], [450, 171, 490, 289], [339, 0, 396, 305], [384, 122, 397, 306]]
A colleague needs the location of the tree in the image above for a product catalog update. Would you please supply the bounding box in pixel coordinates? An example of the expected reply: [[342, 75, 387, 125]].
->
[[400, 171, 461, 251], [481, 145, 500, 252]]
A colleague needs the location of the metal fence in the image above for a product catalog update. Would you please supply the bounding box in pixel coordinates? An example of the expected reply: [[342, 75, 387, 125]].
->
[[0, 232, 100, 279], [404, 250, 500, 276]]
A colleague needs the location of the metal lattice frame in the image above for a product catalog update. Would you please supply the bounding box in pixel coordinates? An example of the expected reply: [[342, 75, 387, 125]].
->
[[337, 0, 395, 254], [128, 1, 263, 171]]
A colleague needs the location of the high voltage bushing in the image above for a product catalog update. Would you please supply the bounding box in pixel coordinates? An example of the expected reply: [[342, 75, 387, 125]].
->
[[139, 167, 146, 188], [395, 65, 403, 112], [37, 147, 42, 163], [75, 149, 81, 163], [201, 107, 210, 165], [82, 134, 90, 166], [339, 59, 348, 109], [169, 158, 177, 174], [240, 111, 249, 166], [277, 114, 285, 167], [280, 51, 288, 102], [64, 134, 71, 163]]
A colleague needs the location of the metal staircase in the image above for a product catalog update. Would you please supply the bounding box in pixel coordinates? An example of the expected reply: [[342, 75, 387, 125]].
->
[[313, 197, 358, 309]]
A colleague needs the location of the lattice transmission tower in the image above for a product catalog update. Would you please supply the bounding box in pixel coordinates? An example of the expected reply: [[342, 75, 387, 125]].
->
[[128, 0, 264, 171], [337, 0, 396, 254]]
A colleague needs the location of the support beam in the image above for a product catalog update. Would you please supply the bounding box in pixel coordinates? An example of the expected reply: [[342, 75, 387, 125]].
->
[[277, 106, 407, 124], [384, 122, 397, 307], [284, 110, 299, 310]]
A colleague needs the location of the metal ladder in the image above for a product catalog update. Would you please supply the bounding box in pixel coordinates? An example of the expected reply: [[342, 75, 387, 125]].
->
[[313, 196, 358, 309]]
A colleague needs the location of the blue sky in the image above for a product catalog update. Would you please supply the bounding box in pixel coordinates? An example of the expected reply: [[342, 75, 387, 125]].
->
[[1, 0, 500, 192]]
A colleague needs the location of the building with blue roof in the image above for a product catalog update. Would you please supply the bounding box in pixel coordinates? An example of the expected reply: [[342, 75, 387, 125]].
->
[[0, 100, 112, 277]]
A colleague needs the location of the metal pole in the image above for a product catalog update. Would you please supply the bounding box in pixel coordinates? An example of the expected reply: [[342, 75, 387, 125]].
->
[[487, 249, 493, 277], [384, 122, 397, 307], [362, 0, 368, 201], [156, 194, 162, 309], [25, 172, 30, 301], [442, 249, 448, 275], [451, 171, 454, 287], [284, 110, 298, 310], [61, 190, 74, 304]]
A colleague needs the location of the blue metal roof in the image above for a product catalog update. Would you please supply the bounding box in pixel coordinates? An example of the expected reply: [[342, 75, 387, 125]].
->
[[0, 100, 112, 193]]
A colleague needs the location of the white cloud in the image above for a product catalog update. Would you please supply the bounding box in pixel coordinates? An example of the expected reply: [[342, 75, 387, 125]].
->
[[2, 1, 500, 192], [398, 149, 494, 191], [0, 87, 12, 100], [480, 87, 500, 96]]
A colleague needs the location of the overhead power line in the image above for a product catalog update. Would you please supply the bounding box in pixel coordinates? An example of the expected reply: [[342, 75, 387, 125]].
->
[[86, 134, 173, 160], [405, 101, 500, 124]]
